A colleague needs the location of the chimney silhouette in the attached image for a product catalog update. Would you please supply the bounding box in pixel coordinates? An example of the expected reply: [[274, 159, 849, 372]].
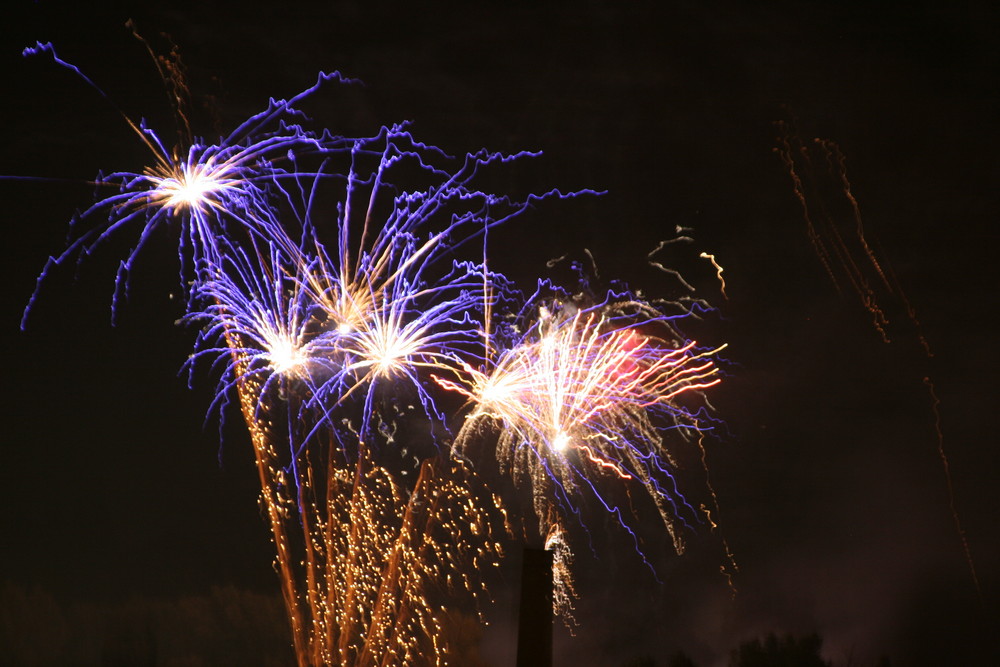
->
[[515, 546, 553, 667]]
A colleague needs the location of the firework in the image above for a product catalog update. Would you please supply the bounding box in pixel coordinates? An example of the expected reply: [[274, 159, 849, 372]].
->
[[185, 236, 333, 416], [178, 126, 580, 662], [21, 33, 728, 664], [440, 288, 726, 572], [19, 41, 355, 327]]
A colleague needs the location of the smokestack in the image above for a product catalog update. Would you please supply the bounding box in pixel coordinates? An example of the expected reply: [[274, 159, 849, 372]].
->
[[515, 546, 553, 667]]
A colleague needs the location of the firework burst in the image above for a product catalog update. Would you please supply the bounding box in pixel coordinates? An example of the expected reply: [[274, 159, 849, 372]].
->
[[440, 288, 726, 574], [18, 41, 354, 326]]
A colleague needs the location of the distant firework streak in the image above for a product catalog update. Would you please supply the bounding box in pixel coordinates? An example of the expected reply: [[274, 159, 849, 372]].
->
[[775, 122, 983, 606], [773, 124, 929, 350], [19, 33, 730, 664]]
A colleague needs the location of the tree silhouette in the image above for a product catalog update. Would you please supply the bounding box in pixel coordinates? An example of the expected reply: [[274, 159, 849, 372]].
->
[[729, 633, 831, 667], [621, 655, 658, 667], [667, 650, 698, 667]]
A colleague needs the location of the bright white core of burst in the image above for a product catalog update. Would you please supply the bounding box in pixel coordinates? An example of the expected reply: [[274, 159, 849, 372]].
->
[[480, 378, 508, 405], [165, 168, 217, 211], [552, 431, 570, 451], [268, 336, 303, 374]]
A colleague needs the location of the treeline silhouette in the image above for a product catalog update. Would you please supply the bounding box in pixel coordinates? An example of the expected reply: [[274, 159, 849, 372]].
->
[[622, 633, 893, 667]]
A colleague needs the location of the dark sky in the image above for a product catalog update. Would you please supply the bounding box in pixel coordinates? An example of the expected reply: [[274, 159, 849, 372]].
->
[[2, 2, 997, 666]]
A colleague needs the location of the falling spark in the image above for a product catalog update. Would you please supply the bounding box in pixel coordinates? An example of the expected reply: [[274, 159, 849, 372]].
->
[[544, 525, 578, 626], [924, 377, 983, 606], [700, 252, 728, 299]]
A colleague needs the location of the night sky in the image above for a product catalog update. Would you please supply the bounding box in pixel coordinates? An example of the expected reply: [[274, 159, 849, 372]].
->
[[2, 2, 997, 666]]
